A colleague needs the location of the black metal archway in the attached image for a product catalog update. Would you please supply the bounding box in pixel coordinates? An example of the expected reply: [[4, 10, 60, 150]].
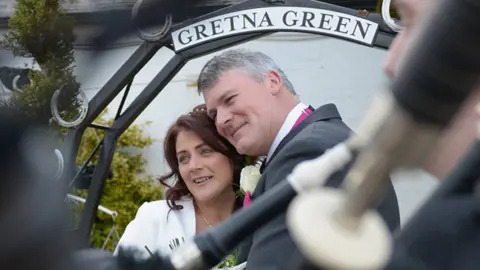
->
[[63, 0, 398, 247]]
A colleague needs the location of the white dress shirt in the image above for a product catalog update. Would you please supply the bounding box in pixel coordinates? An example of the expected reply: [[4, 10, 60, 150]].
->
[[266, 102, 310, 162]]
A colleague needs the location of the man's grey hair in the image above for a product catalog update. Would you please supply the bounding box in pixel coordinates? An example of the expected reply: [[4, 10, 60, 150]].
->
[[197, 49, 297, 95]]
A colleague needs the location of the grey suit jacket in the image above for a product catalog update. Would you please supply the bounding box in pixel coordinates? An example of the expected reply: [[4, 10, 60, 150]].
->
[[237, 104, 400, 270]]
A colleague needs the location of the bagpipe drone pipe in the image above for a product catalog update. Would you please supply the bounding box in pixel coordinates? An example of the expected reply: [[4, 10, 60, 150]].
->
[[1, 0, 480, 269]]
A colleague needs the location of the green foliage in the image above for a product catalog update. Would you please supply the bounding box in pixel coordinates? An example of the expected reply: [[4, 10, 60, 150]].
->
[[4, 67, 81, 125], [234, 184, 245, 198], [1, 0, 81, 127], [3, 0, 75, 66], [74, 110, 164, 251], [215, 251, 241, 269]]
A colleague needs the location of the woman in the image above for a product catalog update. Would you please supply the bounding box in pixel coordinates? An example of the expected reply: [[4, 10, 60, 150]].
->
[[114, 104, 246, 268]]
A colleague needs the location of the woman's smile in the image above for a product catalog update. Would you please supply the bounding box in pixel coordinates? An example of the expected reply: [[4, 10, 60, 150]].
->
[[192, 176, 213, 185]]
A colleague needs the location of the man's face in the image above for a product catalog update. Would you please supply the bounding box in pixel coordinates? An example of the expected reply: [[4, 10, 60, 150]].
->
[[383, 0, 428, 78], [203, 69, 281, 156], [384, 0, 480, 179]]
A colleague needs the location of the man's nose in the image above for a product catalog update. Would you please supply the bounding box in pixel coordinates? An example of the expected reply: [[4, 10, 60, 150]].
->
[[383, 49, 397, 80], [383, 32, 404, 79], [216, 109, 232, 127], [383, 59, 395, 79]]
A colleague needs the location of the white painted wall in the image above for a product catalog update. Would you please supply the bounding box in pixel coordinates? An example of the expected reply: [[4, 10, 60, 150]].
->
[[0, 32, 438, 225]]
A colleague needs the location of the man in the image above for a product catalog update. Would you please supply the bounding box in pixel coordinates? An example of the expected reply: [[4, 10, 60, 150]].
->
[[384, 0, 480, 180], [384, 1, 480, 269], [198, 49, 400, 269]]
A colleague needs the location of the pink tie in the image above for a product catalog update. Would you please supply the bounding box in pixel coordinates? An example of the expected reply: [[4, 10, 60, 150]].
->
[[292, 107, 313, 130], [242, 107, 312, 208], [243, 192, 252, 208]]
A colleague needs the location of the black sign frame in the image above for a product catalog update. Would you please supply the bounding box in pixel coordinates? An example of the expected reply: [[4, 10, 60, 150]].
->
[[170, 0, 394, 52]]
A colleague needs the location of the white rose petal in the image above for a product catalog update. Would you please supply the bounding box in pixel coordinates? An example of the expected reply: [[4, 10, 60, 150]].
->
[[240, 165, 262, 194]]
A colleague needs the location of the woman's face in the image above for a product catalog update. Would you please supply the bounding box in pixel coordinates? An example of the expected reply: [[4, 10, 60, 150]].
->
[[176, 129, 234, 202]]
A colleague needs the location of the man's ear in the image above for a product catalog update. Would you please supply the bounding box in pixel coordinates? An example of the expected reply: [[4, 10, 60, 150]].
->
[[264, 70, 283, 95]]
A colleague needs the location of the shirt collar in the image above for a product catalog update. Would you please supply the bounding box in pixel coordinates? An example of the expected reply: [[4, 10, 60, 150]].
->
[[266, 102, 309, 162]]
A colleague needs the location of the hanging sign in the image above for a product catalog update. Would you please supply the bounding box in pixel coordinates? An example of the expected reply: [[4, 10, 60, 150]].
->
[[171, 7, 379, 51]]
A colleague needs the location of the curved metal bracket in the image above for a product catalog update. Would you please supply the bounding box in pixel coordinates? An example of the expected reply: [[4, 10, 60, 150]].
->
[[381, 0, 402, 32], [132, 0, 173, 42], [54, 149, 64, 181], [12, 75, 22, 91], [50, 89, 89, 128]]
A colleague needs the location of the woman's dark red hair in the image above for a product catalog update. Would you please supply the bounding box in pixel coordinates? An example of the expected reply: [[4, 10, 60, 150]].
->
[[158, 104, 245, 211]]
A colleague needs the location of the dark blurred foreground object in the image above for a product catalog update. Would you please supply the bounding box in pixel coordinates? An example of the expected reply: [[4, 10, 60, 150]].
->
[[0, 109, 72, 270], [0, 108, 177, 270], [386, 196, 480, 270], [386, 140, 480, 270]]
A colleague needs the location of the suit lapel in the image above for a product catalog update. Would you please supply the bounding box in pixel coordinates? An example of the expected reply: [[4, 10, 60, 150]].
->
[[237, 103, 343, 262], [261, 103, 341, 173]]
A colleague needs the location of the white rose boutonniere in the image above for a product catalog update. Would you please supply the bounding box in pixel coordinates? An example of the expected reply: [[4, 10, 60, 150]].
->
[[240, 165, 262, 194], [239, 156, 265, 200]]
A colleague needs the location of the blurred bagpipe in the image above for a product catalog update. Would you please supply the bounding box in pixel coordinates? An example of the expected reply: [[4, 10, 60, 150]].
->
[[1, 0, 480, 269]]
